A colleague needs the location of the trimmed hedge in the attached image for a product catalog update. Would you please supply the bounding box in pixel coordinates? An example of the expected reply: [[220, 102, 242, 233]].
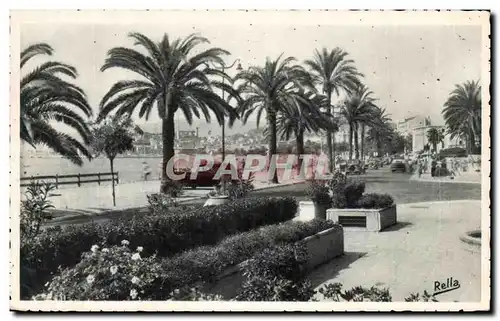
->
[[150, 219, 337, 298], [20, 196, 297, 299], [356, 193, 395, 209]]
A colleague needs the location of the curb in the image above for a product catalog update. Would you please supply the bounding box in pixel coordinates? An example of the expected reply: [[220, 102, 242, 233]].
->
[[47, 180, 306, 225], [397, 199, 481, 208]]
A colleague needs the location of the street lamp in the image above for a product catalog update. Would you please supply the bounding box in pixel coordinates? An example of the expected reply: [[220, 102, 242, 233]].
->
[[206, 59, 243, 161]]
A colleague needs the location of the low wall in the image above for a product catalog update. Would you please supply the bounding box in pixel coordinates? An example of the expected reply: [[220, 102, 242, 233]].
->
[[202, 225, 344, 299], [327, 205, 397, 232]]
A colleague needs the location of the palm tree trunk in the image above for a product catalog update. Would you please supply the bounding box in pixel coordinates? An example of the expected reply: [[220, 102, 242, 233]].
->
[[354, 122, 359, 160], [110, 157, 116, 207], [160, 106, 176, 194], [296, 129, 305, 178], [348, 123, 354, 161], [325, 90, 334, 173], [360, 123, 365, 161], [268, 109, 279, 184], [376, 132, 382, 157]]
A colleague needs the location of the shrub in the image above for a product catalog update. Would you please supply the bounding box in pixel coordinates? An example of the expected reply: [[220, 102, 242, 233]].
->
[[226, 172, 255, 200], [21, 196, 297, 298], [35, 243, 164, 301], [434, 167, 449, 177], [235, 243, 315, 301], [356, 193, 394, 209], [318, 282, 392, 302], [21, 182, 56, 241], [344, 180, 366, 208], [306, 180, 331, 205], [159, 179, 184, 197], [150, 219, 337, 299]]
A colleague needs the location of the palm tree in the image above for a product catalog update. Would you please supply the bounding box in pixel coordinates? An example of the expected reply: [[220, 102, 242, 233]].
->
[[305, 48, 362, 171], [20, 43, 93, 165], [235, 55, 312, 183], [426, 127, 444, 152], [98, 33, 239, 193], [442, 80, 481, 154], [340, 85, 376, 160], [366, 107, 392, 157], [268, 90, 337, 175]]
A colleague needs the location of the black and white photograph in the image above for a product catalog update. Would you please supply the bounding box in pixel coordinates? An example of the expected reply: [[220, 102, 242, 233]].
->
[[9, 9, 490, 311]]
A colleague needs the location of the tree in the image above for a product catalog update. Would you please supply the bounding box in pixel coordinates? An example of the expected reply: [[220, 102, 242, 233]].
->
[[340, 85, 376, 160], [366, 107, 393, 157], [235, 54, 312, 183], [98, 32, 239, 194], [267, 90, 337, 175], [20, 43, 93, 165], [90, 116, 136, 206], [305, 48, 362, 170], [442, 80, 481, 154], [426, 127, 444, 152]]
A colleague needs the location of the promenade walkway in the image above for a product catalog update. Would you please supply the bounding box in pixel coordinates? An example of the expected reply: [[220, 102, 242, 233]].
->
[[302, 200, 484, 302], [43, 171, 307, 223]]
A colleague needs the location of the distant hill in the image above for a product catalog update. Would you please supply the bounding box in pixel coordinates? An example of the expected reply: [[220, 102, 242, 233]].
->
[[137, 119, 262, 136]]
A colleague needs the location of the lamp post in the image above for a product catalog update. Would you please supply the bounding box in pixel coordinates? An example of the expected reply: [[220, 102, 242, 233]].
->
[[207, 59, 242, 162]]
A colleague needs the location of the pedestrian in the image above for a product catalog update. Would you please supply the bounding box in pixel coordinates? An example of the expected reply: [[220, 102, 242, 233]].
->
[[142, 161, 152, 181]]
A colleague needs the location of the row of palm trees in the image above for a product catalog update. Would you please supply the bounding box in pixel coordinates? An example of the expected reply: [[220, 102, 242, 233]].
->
[[20, 31, 480, 192]]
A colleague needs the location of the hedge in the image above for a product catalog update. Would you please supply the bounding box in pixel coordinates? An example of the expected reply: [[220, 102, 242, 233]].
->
[[149, 219, 337, 298], [20, 196, 298, 298]]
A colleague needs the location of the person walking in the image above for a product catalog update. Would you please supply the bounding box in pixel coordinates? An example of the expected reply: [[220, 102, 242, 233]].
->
[[142, 161, 152, 181]]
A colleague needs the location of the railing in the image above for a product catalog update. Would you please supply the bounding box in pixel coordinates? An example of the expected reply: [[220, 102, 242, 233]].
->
[[20, 172, 119, 188]]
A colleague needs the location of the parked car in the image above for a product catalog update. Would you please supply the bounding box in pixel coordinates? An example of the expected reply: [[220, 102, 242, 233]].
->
[[390, 158, 407, 173], [178, 162, 239, 188]]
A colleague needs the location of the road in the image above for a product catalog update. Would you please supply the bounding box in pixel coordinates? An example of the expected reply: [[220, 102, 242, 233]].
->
[[47, 168, 481, 226], [186, 168, 481, 206]]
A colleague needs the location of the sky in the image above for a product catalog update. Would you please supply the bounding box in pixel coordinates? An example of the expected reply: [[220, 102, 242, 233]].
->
[[19, 11, 483, 134]]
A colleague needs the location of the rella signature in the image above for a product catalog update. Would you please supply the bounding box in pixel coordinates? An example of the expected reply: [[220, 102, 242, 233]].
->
[[434, 277, 461, 295]]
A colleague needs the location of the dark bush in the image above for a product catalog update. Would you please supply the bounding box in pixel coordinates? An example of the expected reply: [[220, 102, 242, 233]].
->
[[20, 196, 297, 299], [306, 180, 331, 205], [150, 219, 337, 299], [344, 181, 366, 208], [235, 243, 315, 301], [355, 193, 394, 209]]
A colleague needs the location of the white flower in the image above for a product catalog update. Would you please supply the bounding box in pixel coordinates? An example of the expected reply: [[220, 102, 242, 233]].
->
[[136, 246, 143, 252], [102, 248, 109, 253], [86, 275, 95, 284], [131, 276, 140, 284], [91, 245, 99, 253], [110, 266, 118, 275], [131, 253, 141, 261], [130, 289, 138, 299], [121, 240, 130, 246]]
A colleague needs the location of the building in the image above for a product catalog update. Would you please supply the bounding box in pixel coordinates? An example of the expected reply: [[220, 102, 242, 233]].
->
[[396, 115, 431, 136]]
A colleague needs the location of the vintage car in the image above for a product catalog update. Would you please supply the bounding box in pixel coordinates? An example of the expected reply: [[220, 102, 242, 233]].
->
[[390, 158, 408, 173], [177, 161, 240, 189]]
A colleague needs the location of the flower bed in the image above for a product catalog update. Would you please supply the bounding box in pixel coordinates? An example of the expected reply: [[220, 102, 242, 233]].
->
[[21, 196, 297, 298], [35, 219, 339, 300]]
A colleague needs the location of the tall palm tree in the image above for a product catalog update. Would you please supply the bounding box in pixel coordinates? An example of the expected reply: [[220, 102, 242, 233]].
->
[[442, 80, 481, 154], [20, 43, 93, 165], [235, 55, 312, 183], [426, 127, 444, 152], [340, 85, 376, 160], [98, 33, 239, 193], [305, 48, 362, 171], [266, 90, 337, 175]]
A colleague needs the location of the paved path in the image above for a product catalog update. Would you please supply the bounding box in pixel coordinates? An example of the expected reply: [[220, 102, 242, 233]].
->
[[304, 200, 483, 302], [43, 174, 307, 224], [410, 171, 481, 185]]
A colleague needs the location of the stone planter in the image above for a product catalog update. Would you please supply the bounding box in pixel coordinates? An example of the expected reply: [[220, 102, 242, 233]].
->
[[204, 195, 229, 207], [201, 225, 344, 299], [298, 201, 329, 220], [326, 205, 397, 232]]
